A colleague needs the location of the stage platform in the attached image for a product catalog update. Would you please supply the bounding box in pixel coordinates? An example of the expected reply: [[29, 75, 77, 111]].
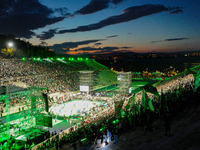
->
[[49, 99, 103, 117]]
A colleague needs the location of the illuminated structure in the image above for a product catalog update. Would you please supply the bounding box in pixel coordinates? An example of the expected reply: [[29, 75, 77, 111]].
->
[[79, 71, 94, 93], [0, 86, 48, 145], [117, 71, 132, 95]]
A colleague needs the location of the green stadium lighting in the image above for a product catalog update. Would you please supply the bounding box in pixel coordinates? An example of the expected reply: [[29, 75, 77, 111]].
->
[[77, 58, 80, 61], [62, 57, 65, 60], [80, 58, 83, 61], [71, 58, 74, 61], [33, 57, 36, 60], [85, 58, 89, 61], [22, 57, 26, 60], [113, 120, 116, 124], [81, 138, 87, 142], [51, 58, 54, 60]]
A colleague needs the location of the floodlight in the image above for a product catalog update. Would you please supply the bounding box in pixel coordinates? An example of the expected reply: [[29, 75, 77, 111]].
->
[[8, 42, 13, 47]]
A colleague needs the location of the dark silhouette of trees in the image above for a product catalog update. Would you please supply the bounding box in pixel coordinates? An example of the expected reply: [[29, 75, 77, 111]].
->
[[0, 34, 56, 58]]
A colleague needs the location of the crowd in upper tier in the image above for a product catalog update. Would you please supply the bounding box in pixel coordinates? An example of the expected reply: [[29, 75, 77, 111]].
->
[[0, 59, 99, 93]]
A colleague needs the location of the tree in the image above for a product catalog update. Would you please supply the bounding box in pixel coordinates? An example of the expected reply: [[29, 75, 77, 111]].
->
[[1, 48, 14, 58]]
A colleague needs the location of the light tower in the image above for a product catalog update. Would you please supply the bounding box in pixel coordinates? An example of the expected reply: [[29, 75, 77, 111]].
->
[[79, 71, 94, 94], [117, 71, 132, 95]]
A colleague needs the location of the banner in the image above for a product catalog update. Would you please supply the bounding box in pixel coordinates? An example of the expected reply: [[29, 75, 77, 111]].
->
[[143, 83, 159, 97], [142, 89, 154, 112], [194, 70, 200, 92], [125, 94, 136, 109], [142, 89, 146, 108]]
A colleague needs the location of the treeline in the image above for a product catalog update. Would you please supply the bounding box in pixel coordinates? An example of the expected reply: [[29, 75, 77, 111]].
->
[[0, 34, 56, 58]]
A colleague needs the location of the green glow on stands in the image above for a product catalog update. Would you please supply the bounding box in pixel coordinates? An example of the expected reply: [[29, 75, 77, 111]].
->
[[62, 57, 65, 60], [33, 57, 36, 60], [85, 58, 89, 61], [22, 57, 26, 60], [81, 138, 87, 142], [47, 57, 50, 60], [68, 58, 74, 61], [92, 59, 108, 69], [77, 57, 83, 61], [113, 120, 116, 124], [51, 58, 54, 60]]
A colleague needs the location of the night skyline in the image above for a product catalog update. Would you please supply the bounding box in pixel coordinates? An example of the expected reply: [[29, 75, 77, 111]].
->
[[0, 0, 200, 55]]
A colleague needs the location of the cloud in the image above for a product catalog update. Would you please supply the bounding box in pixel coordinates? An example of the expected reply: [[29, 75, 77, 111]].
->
[[0, 0, 69, 38], [39, 41, 48, 46], [76, 47, 102, 51], [94, 42, 102, 46], [67, 46, 120, 55], [73, 46, 119, 51], [121, 46, 133, 49], [169, 6, 184, 14], [111, 0, 126, 5], [75, 0, 110, 15], [102, 46, 119, 51], [75, 0, 126, 15], [165, 38, 188, 41], [106, 35, 118, 38], [37, 28, 58, 40], [58, 4, 175, 34], [152, 38, 189, 43], [49, 39, 106, 54], [54, 7, 71, 16]]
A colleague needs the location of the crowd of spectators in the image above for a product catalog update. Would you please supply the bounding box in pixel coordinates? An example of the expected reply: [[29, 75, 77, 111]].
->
[[35, 73, 199, 150], [0, 59, 200, 149], [0, 59, 99, 93]]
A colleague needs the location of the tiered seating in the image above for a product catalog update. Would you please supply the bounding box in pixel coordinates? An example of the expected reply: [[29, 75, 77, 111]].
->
[[108, 103, 200, 150]]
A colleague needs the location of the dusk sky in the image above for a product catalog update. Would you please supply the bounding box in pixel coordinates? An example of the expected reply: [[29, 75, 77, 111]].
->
[[0, 0, 200, 55]]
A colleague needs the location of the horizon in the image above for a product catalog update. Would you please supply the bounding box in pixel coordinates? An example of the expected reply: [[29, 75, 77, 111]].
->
[[0, 0, 200, 55]]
